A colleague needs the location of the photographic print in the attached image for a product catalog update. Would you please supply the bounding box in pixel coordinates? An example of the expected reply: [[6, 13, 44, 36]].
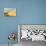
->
[[18, 24, 46, 46], [4, 8, 16, 16], [18, 24, 46, 41]]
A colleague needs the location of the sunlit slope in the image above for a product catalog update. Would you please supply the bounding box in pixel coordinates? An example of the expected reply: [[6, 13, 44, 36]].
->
[[4, 10, 16, 16]]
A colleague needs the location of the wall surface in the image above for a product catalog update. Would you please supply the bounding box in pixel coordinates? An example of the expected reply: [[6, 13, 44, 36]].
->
[[0, 0, 46, 44]]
